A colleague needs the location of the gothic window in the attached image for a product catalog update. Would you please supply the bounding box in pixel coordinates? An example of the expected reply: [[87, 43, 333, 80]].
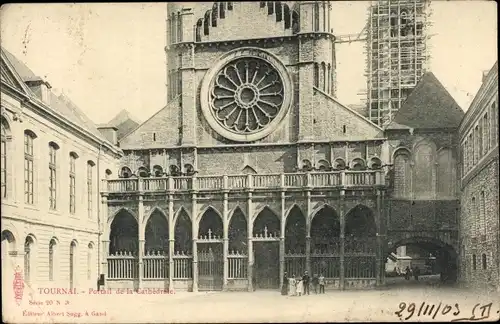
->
[[314, 3, 320, 31], [283, 5, 290, 29], [212, 3, 218, 27], [393, 149, 411, 198], [316, 160, 330, 171], [471, 197, 477, 236], [313, 63, 319, 87], [69, 152, 78, 214], [333, 158, 346, 171], [480, 191, 486, 236], [275, 2, 282, 22], [169, 165, 180, 176], [472, 254, 477, 270], [267, 2, 274, 15], [177, 12, 182, 42], [24, 130, 36, 204], [196, 19, 203, 42], [482, 253, 487, 270], [184, 164, 195, 176], [413, 142, 434, 198], [260, 2, 266, 8], [227, 2, 233, 10], [369, 157, 382, 170], [327, 64, 331, 94], [301, 159, 313, 172], [292, 11, 299, 34], [350, 158, 366, 171], [1, 117, 10, 199], [87, 161, 94, 219], [49, 142, 59, 210], [204, 11, 210, 35], [219, 2, 225, 19], [321, 62, 327, 92], [437, 149, 455, 198], [483, 113, 489, 153]]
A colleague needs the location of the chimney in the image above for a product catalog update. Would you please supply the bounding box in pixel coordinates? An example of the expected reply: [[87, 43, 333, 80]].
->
[[97, 125, 118, 146], [482, 70, 489, 83], [26, 80, 52, 105]]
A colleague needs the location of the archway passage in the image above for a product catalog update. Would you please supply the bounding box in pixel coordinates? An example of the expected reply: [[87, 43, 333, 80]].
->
[[385, 238, 458, 288], [284, 206, 306, 277], [253, 207, 280, 290], [145, 210, 169, 254], [109, 210, 139, 255], [345, 205, 377, 280], [228, 208, 248, 281], [310, 205, 341, 279], [197, 207, 224, 291]]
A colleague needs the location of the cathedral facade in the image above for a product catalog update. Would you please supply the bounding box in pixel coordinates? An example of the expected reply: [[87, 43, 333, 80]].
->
[[102, 2, 462, 292]]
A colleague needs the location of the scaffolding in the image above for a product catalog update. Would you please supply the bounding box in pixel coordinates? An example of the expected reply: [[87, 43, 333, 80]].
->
[[363, 0, 433, 126]]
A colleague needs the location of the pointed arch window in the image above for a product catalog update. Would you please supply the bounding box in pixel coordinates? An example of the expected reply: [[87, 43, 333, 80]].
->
[[24, 130, 36, 204], [211, 4, 218, 27], [394, 149, 411, 198], [480, 191, 486, 236], [292, 11, 299, 34], [313, 64, 319, 87], [413, 143, 434, 198], [204, 12, 210, 35], [219, 2, 225, 19], [314, 3, 320, 31], [275, 2, 282, 22], [267, 1, 274, 15], [284, 5, 291, 29]]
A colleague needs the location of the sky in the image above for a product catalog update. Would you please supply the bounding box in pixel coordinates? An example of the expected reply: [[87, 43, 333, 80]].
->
[[0, 2, 497, 124]]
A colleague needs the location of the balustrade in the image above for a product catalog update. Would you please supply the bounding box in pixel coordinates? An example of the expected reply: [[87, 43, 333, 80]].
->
[[173, 251, 192, 279], [143, 250, 169, 279], [104, 171, 384, 193], [227, 251, 248, 279], [107, 252, 139, 279]]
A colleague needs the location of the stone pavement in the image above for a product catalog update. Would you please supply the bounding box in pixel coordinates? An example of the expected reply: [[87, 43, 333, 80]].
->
[[4, 285, 500, 323]]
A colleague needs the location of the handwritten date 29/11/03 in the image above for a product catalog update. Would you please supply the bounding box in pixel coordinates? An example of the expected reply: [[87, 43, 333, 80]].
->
[[395, 301, 499, 321]]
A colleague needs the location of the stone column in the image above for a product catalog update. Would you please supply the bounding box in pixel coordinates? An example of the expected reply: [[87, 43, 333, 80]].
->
[[279, 191, 286, 290], [223, 190, 229, 291], [306, 190, 312, 275], [247, 190, 254, 292], [339, 189, 345, 290], [138, 195, 145, 290], [168, 193, 174, 291], [192, 193, 198, 292]]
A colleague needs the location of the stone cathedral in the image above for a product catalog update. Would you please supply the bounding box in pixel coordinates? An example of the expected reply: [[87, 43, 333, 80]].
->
[[101, 1, 463, 292]]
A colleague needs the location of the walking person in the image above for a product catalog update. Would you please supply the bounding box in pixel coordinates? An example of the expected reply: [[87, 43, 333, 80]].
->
[[404, 266, 411, 280], [281, 272, 288, 296], [296, 276, 303, 296], [318, 274, 325, 294], [302, 271, 310, 295], [312, 274, 319, 294], [414, 266, 420, 281], [288, 275, 296, 296]]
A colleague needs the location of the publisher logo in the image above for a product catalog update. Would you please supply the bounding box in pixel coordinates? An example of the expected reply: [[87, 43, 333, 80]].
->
[[13, 266, 24, 306]]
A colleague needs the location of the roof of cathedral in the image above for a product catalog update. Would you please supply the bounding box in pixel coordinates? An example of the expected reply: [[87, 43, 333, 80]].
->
[[386, 72, 465, 130], [1, 47, 109, 143]]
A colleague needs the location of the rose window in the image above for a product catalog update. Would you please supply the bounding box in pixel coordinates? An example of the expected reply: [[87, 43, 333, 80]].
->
[[210, 58, 284, 134], [200, 48, 293, 142]]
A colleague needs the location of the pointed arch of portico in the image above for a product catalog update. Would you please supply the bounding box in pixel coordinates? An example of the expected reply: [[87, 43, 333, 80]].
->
[[228, 206, 248, 253], [196, 205, 223, 223], [107, 207, 138, 225], [143, 206, 168, 225], [173, 206, 192, 226], [145, 207, 170, 253], [310, 203, 338, 223], [344, 204, 377, 237], [284, 204, 306, 253], [284, 203, 305, 223], [228, 205, 247, 223], [252, 205, 280, 237], [391, 146, 412, 163], [252, 205, 280, 223]]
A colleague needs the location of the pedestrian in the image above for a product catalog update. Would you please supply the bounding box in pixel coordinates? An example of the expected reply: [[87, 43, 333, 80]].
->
[[302, 271, 310, 295], [281, 272, 288, 296], [404, 266, 411, 280], [296, 276, 303, 296], [318, 274, 325, 294], [414, 266, 420, 281], [288, 275, 296, 296], [312, 273, 319, 294]]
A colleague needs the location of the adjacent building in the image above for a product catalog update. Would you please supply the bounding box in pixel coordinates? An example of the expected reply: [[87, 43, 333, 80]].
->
[[0, 48, 122, 301], [458, 62, 499, 291]]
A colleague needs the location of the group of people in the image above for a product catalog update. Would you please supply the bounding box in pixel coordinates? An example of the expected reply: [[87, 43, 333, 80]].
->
[[281, 271, 326, 296], [395, 266, 420, 281]]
